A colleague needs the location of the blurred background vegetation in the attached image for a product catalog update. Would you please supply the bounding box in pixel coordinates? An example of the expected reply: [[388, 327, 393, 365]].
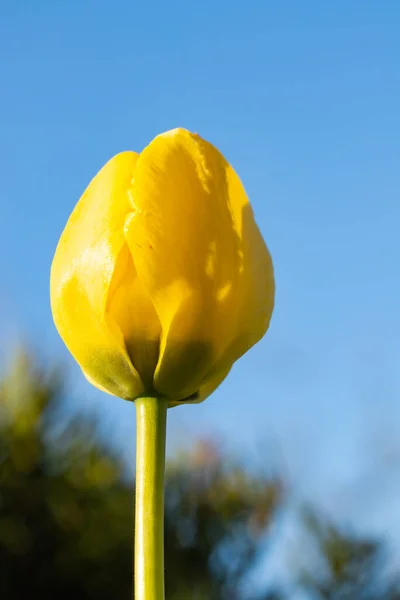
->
[[1, 350, 400, 599]]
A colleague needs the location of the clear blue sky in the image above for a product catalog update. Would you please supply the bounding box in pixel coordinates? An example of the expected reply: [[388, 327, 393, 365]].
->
[[1, 0, 400, 582]]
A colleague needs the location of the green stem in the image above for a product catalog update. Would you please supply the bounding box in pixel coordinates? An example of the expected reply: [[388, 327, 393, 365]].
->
[[134, 396, 168, 600]]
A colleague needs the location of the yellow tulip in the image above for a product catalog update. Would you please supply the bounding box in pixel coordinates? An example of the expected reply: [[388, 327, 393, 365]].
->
[[50, 128, 274, 407]]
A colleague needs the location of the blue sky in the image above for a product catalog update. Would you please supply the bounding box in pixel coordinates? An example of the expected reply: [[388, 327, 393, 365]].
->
[[1, 0, 400, 582]]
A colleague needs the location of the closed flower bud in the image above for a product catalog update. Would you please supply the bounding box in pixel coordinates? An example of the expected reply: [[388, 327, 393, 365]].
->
[[50, 128, 274, 406]]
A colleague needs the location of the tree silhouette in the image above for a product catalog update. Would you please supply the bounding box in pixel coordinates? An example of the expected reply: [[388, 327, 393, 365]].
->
[[300, 509, 400, 600]]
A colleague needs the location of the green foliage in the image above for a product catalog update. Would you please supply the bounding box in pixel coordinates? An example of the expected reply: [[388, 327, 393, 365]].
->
[[0, 350, 283, 599], [2, 350, 400, 599], [0, 351, 133, 598]]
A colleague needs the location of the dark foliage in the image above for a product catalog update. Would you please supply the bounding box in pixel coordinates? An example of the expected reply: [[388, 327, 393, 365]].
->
[[0, 351, 283, 599]]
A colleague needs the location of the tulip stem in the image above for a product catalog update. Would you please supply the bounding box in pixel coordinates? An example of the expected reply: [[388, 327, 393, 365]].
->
[[134, 396, 168, 600]]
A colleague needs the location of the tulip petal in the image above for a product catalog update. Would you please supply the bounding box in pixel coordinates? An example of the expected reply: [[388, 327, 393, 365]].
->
[[125, 128, 273, 400], [203, 164, 275, 381], [106, 244, 161, 391], [168, 366, 231, 408], [50, 152, 145, 400]]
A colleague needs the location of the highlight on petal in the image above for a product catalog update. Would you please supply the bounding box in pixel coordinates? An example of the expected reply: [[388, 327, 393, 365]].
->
[[200, 160, 275, 383], [50, 151, 145, 400], [125, 128, 274, 400]]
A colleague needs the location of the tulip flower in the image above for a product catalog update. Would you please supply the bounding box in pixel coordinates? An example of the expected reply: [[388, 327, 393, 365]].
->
[[50, 128, 274, 600]]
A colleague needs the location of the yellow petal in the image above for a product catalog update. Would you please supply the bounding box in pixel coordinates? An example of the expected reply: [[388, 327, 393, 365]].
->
[[202, 162, 275, 381], [50, 152, 144, 400], [125, 128, 274, 401], [106, 244, 161, 391], [168, 366, 231, 408]]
